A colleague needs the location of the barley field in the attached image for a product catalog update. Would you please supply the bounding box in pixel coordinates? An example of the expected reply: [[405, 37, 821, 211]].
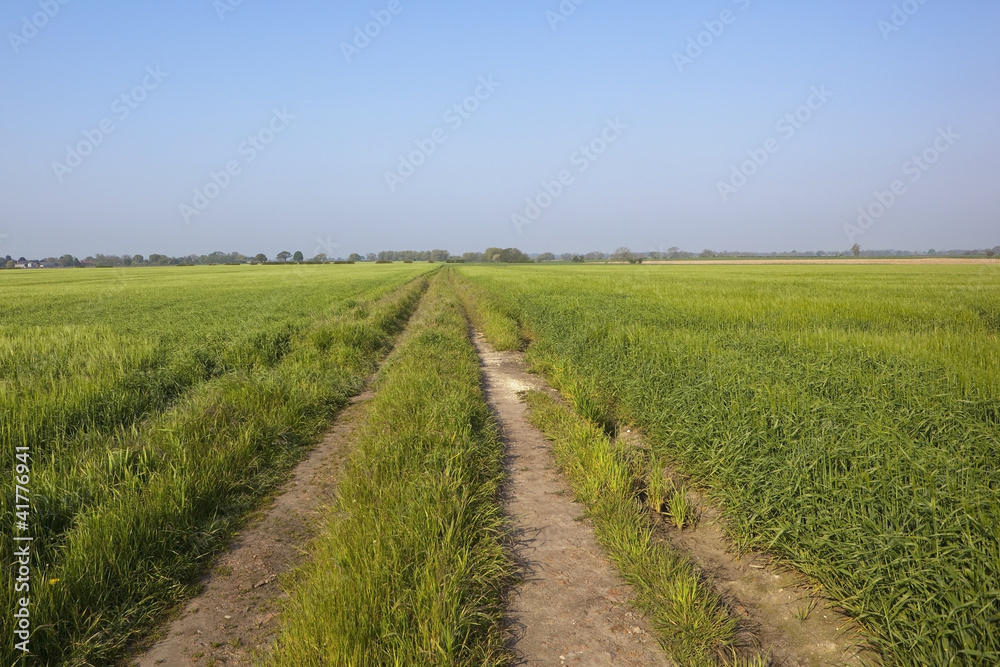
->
[[5, 262, 999, 665], [0, 264, 431, 665], [457, 263, 1000, 664]]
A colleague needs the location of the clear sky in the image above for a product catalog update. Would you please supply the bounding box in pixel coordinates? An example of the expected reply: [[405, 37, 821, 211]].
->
[[2, 0, 998, 259]]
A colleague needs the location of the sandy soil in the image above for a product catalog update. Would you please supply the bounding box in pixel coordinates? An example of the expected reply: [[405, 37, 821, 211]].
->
[[475, 333, 674, 667], [132, 391, 372, 667]]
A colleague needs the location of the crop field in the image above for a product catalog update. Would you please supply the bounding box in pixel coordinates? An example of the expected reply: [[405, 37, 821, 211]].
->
[[0, 264, 431, 665], [456, 263, 1000, 665], [4, 262, 999, 666]]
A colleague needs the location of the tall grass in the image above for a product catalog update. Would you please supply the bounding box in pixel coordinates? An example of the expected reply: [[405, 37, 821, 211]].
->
[[0, 266, 430, 665], [458, 263, 1000, 665], [0, 265, 432, 471], [268, 272, 514, 667]]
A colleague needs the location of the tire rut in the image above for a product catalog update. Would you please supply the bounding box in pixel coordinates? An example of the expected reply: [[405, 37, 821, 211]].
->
[[132, 390, 372, 667], [474, 333, 673, 667]]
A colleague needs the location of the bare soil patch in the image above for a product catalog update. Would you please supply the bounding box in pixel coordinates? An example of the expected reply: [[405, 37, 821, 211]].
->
[[475, 333, 673, 666], [132, 391, 372, 667]]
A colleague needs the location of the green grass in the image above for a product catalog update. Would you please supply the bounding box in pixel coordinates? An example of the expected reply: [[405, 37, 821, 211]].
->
[[0, 265, 431, 665], [448, 269, 524, 351], [458, 262, 1000, 665], [267, 272, 514, 666]]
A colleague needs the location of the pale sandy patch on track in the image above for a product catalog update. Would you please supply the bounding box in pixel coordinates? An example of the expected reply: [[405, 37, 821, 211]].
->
[[474, 333, 673, 667]]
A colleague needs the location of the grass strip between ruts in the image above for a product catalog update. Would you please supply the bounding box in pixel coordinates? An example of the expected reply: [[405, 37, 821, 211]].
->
[[268, 274, 514, 666]]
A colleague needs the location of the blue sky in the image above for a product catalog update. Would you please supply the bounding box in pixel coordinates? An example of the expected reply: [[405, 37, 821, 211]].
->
[[1, 0, 998, 258]]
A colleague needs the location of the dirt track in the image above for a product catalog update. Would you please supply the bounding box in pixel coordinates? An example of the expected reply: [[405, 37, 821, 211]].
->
[[475, 333, 673, 666], [133, 391, 370, 666], [480, 334, 877, 666], [132, 316, 881, 666]]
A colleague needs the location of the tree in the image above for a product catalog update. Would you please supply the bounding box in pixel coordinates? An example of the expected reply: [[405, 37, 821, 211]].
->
[[611, 247, 634, 263], [254, 253, 267, 263], [277, 251, 292, 262], [851, 243, 861, 257], [986, 248, 996, 258], [462, 252, 484, 263], [293, 251, 304, 262], [536, 252, 555, 262], [477, 248, 532, 263], [430, 249, 450, 262], [572, 255, 584, 263], [58, 254, 79, 268], [499, 248, 532, 263], [346, 253, 362, 262], [132, 255, 144, 265], [700, 249, 715, 258], [5, 260, 15, 269]]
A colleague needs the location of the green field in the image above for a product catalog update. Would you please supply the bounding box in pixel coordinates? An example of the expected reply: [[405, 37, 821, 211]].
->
[[4, 262, 999, 665], [0, 264, 431, 665], [456, 263, 1000, 664]]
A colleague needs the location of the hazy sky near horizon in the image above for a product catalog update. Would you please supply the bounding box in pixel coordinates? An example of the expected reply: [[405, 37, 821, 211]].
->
[[2, 0, 998, 259]]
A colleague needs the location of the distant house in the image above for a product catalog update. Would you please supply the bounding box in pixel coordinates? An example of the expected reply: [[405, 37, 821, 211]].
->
[[14, 261, 57, 269]]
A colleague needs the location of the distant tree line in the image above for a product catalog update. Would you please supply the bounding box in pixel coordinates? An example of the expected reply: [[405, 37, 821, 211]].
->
[[369, 250, 451, 262], [4, 245, 998, 270], [345, 248, 537, 264]]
